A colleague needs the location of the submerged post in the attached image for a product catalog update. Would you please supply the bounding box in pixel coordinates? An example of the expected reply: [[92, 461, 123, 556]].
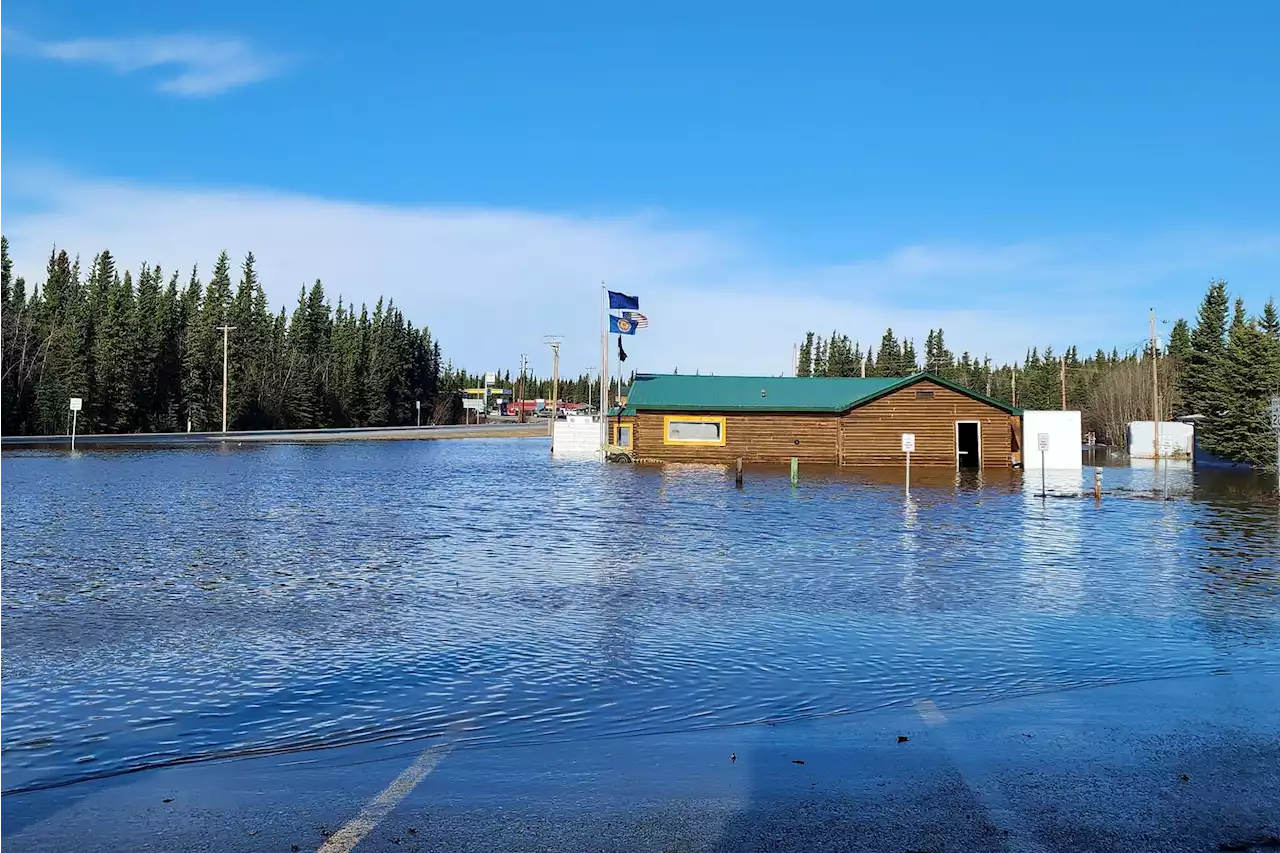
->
[[69, 397, 82, 453], [735, 457, 744, 488], [901, 433, 915, 496], [1037, 432, 1049, 502], [790, 457, 798, 487], [1094, 467, 1103, 501]]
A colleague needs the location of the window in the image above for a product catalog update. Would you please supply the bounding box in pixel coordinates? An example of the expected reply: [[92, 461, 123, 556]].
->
[[614, 424, 632, 448], [663, 416, 727, 445], [915, 390, 935, 399]]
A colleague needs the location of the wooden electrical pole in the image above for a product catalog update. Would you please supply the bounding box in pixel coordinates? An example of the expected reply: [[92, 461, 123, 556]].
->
[[216, 325, 235, 433], [517, 353, 527, 423], [1060, 355, 1067, 410], [545, 338, 562, 437], [1011, 367, 1017, 407], [1150, 309, 1160, 465]]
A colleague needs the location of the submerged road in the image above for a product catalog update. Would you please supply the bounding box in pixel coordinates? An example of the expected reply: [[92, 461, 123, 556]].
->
[[0, 421, 549, 449], [3, 671, 1277, 853]]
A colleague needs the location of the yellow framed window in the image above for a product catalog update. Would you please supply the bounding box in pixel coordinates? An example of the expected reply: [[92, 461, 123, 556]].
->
[[613, 423, 633, 448], [663, 415, 727, 446]]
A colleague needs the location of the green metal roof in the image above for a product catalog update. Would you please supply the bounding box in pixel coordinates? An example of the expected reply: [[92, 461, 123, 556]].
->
[[625, 372, 1021, 415]]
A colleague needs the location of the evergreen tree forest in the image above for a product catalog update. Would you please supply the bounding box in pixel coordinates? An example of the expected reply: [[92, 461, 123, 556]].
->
[[1, 238, 463, 435], [795, 280, 1280, 468]]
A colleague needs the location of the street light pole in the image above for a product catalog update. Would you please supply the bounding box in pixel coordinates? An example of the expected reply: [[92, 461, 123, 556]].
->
[[216, 325, 236, 433]]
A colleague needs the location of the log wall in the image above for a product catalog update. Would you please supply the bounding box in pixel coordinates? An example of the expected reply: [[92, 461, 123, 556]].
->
[[632, 412, 839, 464], [840, 380, 1013, 467]]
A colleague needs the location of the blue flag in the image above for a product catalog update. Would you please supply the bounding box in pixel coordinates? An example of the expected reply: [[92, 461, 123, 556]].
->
[[610, 314, 638, 335], [608, 290, 639, 310]]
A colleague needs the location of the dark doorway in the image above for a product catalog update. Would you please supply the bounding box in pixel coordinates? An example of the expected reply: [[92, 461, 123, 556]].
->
[[956, 421, 981, 469]]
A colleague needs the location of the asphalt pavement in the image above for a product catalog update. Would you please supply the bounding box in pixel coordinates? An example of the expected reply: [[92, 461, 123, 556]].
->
[[4, 669, 1277, 853]]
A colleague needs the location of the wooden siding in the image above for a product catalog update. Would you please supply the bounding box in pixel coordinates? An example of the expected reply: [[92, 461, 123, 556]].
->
[[840, 380, 1013, 467], [632, 412, 839, 464]]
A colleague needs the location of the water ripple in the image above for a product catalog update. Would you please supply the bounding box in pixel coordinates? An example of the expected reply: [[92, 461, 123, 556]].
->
[[1, 442, 1277, 794]]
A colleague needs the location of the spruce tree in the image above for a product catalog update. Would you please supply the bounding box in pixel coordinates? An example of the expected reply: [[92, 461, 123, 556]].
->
[[1261, 298, 1280, 338], [1181, 278, 1230, 425], [875, 328, 900, 377], [797, 332, 814, 377]]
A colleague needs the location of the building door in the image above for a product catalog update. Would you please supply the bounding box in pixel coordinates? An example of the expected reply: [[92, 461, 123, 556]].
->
[[956, 421, 981, 469]]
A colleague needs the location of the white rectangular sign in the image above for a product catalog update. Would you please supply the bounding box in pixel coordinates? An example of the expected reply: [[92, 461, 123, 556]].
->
[[1037, 432, 1050, 452], [69, 397, 83, 412], [484, 373, 496, 385], [462, 399, 484, 411], [901, 433, 915, 453]]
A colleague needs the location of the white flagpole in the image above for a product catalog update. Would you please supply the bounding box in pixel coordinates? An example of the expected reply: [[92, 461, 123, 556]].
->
[[600, 283, 609, 457]]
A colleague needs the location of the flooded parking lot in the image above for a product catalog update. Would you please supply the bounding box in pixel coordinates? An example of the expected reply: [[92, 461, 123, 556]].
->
[[3, 440, 1277, 803]]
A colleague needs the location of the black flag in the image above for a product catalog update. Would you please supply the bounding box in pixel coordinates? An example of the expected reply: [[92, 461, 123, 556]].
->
[[618, 336, 628, 362]]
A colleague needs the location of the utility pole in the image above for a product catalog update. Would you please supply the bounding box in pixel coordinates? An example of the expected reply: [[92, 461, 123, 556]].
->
[[1011, 367, 1017, 407], [517, 353, 528, 423], [586, 366, 596, 416], [1150, 309, 1160, 466], [544, 336, 562, 438], [860, 355, 866, 379], [1060, 355, 1067, 410], [216, 325, 235, 433], [985, 355, 992, 397]]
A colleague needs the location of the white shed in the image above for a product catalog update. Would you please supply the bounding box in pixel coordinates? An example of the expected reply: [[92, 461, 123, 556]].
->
[[1022, 410, 1083, 469], [1127, 421, 1193, 458]]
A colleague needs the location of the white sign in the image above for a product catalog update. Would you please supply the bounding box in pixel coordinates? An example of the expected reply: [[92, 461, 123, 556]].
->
[[1037, 432, 1050, 452], [484, 373, 496, 385], [416, 400, 421, 409], [901, 433, 915, 453], [462, 399, 484, 411], [69, 397, 83, 412]]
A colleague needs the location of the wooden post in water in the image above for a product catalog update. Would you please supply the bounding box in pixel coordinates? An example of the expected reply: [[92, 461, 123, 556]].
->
[[1093, 467, 1103, 501], [790, 457, 798, 487], [735, 457, 744, 488]]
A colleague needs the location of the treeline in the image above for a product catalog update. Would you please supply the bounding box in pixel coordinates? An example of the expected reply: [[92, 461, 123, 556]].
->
[[796, 280, 1280, 467], [1, 237, 464, 435], [1180, 280, 1280, 467]]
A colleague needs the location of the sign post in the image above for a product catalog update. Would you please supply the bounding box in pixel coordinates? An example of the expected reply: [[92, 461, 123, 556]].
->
[[1037, 432, 1049, 501], [416, 399, 422, 427], [901, 433, 915, 495], [69, 397, 82, 452]]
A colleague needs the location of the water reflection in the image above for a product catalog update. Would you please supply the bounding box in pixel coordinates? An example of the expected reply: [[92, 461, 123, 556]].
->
[[1, 444, 1277, 795]]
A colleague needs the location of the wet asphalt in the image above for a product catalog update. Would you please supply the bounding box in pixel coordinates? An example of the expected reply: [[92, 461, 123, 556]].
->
[[3, 670, 1277, 853]]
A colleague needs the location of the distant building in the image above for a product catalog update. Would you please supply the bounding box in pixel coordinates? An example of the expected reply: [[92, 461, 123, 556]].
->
[[1127, 421, 1194, 459]]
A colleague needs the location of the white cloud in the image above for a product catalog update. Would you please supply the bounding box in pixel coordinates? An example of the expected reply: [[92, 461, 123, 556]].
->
[[24, 32, 283, 96], [5, 169, 1280, 378]]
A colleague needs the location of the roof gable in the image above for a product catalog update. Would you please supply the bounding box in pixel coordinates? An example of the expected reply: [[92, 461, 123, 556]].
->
[[626, 372, 1021, 415]]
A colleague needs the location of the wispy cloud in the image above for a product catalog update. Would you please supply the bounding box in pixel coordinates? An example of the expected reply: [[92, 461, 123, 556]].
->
[[4, 168, 1279, 376], [22, 32, 284, 96]]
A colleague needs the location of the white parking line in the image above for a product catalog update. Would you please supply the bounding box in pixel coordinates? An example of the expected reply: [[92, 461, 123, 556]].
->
[[913, 698, 1049, 853], [318, 723, 467, 853], [913, 697, 948, 726]]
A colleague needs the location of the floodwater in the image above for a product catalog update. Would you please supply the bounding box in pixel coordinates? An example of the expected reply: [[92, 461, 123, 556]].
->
[[1, 441, 1277, 796]]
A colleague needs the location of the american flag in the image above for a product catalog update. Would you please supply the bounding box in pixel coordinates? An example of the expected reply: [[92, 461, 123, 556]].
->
[[622, 311, 649, 328]]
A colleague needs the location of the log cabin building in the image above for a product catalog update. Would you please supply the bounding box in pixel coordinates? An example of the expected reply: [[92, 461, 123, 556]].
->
[[610, 372, 1023, 468]]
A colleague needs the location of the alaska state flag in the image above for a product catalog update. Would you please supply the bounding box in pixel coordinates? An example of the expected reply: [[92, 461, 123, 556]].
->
[[610, 314, 638, 335], [608, 290, 639, 310]]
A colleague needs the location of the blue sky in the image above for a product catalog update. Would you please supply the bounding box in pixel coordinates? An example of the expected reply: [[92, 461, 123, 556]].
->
[[4, 1, 1279, 376]]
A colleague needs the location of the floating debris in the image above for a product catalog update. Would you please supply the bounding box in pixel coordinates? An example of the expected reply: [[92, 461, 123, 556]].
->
[[791, 759, 805, 765], [897, 736, 910, 743]]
